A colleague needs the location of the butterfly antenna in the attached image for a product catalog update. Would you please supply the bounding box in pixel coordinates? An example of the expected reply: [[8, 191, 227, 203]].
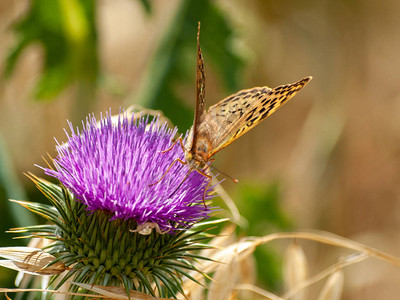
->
[[210, 165, 239, 183]]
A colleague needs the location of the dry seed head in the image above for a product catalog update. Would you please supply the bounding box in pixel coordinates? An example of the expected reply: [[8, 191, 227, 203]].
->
[[183, 235, 258, 299], [236, 254, 257, 300], [317, 270, 344, 300], [283, 241, 309, 300], [208, 252, 240, 300]]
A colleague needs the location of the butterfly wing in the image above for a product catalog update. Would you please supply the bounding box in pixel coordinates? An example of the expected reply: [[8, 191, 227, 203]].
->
[[188, 23, 207, 152], [203, 76, 312, 157]]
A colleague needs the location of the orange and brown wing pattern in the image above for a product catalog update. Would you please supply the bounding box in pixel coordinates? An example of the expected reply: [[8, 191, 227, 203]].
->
[[203, 76, 312, 157], [189, 22, 207, 153]]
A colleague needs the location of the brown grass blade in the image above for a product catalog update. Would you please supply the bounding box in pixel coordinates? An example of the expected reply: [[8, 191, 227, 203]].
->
[[234, 283, 285, 300], [0, 247, 66, 275], [71, 282, 174, 299]]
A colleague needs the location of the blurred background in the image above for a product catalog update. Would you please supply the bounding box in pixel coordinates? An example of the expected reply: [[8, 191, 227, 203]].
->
[[1, 0, 400, 299]]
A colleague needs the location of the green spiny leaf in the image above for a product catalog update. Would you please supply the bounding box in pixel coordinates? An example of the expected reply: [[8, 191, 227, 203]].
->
[[152, 269, 178, 298], [134, 270, 155, 296]]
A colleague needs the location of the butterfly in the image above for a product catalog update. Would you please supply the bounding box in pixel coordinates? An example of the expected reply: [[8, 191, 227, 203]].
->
[[152, 23, 312, 203]]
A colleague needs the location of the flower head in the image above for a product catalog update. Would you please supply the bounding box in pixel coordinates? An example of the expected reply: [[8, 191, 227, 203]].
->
[[6, 110, 218, 299], [44, 111, 212, 232]]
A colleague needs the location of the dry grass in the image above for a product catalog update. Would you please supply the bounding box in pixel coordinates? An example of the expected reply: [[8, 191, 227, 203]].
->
[[1, 227, 400, 299]]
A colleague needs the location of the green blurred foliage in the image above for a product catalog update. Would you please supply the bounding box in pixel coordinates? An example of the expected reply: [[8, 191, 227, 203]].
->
[[4, 0, 98, 101], [133, 0, 244, 131], [235, 181, 293, 290], [4, 0, 243, 130], [139, 0, 152, 15]]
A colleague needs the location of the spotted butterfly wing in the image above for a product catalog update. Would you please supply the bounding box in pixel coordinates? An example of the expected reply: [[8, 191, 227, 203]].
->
[[200, 76, 312, 158], [186, 23, 312, 165], [187, 23, 206, 155]]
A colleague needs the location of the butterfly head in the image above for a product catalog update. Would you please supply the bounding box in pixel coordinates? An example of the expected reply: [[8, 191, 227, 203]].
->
[[185, 150, 208, 170]]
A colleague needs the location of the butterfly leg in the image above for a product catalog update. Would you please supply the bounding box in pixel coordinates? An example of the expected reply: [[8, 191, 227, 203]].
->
[[149, 158, 187, 187], [195, 169, 213, 208], [160, 137, 185, 154]]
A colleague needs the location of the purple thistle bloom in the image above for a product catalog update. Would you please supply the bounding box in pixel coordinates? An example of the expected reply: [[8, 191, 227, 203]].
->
[[44, 111, 213, 232]]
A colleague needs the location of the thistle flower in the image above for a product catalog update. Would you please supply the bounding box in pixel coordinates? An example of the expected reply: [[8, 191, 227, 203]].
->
[[5, 111, 216, 298], [45, 111, 212, 232]]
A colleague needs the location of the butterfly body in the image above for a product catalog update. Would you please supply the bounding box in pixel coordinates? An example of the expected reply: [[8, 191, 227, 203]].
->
[[185, 120, 213, 168]]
